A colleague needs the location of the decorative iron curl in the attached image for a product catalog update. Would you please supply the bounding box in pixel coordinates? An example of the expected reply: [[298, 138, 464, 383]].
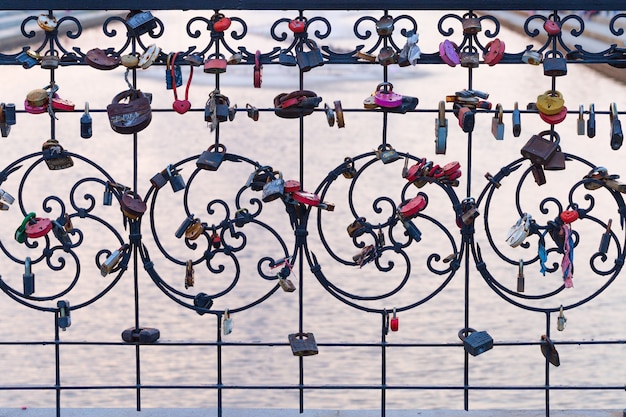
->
[[609, 13, 626, 36], [186, 14, 247, 57]]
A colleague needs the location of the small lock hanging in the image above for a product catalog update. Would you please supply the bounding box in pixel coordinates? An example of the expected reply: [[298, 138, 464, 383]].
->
[[210, 226, 221, 249], [517, 259, 525, 293], [165, 53, 183, 90], [185, 260, 194, 289], [23, 257, 35, 296], [462, 14, 482, 35], [57, 300, 71, 331], [491, 103, 505, 140], [204, 53, 228, 74], [185, 218, 204, 240], [101, 244, 129, 277], [459, 46, 480, 68], [390, 307, 399, 332], [435, 100, 448, 154], [167, 164, 186, 192], [171, 52, 193, 114], [223, 309, 233, 335], [376, 14, 395, 36], [288, 16, 307, 33], [42, 139, 74, 170], [439, 40, 460, 67], [587, 103, 596, 138], [253, 50, 262, 88], [512, 102, 521, 137], [459, 197, 479, 226], [262, 171, 285, 203], [543, 50, 567, 77], [536, 90, 565, 116], [610, 102, 623, 150], [373, 82, 402, 108], [125, 10, 157, 36], [520, 130, 560, 166], [598, 219, 612, 254], [120, 191, 147, 220], [279, 49, 297, 66], [557, 305, 567, 331], [376, 143, 402, 164], [342, 157, 357, 179], [483, 38, 505, 66], [196, 144, 227, 171], [347, 217, 368, 238], [80, 102, 92, 139], [577, 105, 585, 136]]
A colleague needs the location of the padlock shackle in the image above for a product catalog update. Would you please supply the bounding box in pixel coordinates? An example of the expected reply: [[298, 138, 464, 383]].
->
[[457, 327, 476, 341]]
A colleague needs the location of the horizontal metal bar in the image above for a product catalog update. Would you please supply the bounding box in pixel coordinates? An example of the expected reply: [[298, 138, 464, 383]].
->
[[0, 0, 620, 10]]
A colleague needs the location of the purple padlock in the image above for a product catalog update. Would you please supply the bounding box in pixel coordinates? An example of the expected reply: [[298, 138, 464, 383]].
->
[[373, 82, 402, 108], [439, 40, 460, 67]]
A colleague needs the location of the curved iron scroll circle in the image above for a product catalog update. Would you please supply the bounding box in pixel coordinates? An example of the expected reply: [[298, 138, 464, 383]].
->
[[0, 151, 125, 312], [143, 151, 294, 316], [474, 153, 625, 313], [303, 149, 463, 315]]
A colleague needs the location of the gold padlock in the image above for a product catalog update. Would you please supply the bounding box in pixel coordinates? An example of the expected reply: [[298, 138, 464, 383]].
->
[[536, 90, 565, 116]]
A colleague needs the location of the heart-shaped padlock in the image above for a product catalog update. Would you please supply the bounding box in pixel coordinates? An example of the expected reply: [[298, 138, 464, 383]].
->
[[173, 100, 191, 114], [439, 40, 460, 67], [292, 190, 320, 206], [560, 209, 579, 224], [25, 217, 53, 239], [212, 14, 231, 32], [536, 90, 565, 115], [543, 19, 561, 36], [288, 16, 307, 33], [374, 82, 402, 108], [483, 38, 505, 66]]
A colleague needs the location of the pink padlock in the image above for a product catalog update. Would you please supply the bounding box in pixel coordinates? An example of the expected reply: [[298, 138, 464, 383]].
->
[[483, 38, 505, 66], [543, 19, 561, 36], [439, 40, 460, 67], [373, 82, 402, 108]]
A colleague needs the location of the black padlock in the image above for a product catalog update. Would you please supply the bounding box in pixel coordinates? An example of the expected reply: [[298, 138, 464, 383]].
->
[[587, 103, 596, 138], [3, 103, 16, 126], [52, 220, 72, 250], [531, 163, 546, 186], [193, 292, 214, 315], [520, 130, 560, 165], [297, 41, 324, 72], [288, 332, 319, 356], [103, 182, 113, 206], [121, 327, 160, 343], [400, 218, 422, 242], [167, 164, 186, 192], [234, 208, 252, 227], [196, 144, 227, 171], [214, 93, 230, 122], [23, 257, 35, 296], [80, 102, 92, 139], [453, 103, 475, 133], [543, 50, 567, 77], [279, 49, 297, 66], [610, 102, 623, 150], [125, 10, 157, 36], [57, 300, 71, 331], [458, 328, 493, 356], [544, 146, 566, 171]]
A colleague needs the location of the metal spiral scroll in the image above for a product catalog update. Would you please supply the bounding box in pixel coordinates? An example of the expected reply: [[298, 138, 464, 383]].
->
[[304, 150, 462, 314], [0, 151, 127, 312], [142, 152, 294, 316], [474, 153, 625, 314]]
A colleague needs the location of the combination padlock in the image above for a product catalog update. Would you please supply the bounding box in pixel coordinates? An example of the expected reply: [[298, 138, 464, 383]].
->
[[185, 259, 194, 289], [376, 143, 402, 164], [196, 144, 227, 171], [491, 103, 505, 140], [262, 171, 285, 203], [80, 102, 92, 139], [125, 10, 157, 36], [23, 257, 35, 296]]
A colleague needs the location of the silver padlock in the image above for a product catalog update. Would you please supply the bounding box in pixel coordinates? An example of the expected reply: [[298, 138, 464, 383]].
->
[[262, 171, 284, 203], [223, 309, 233, 335]]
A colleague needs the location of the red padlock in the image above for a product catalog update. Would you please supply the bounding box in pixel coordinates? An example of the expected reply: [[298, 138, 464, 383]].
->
[[543, 19, 561, 36], [204, 53, 227, 74], [390, 308, 399, 332], [483, 38, 505, 66], [292, 190, 320, 206], [539, 106, 568, 125], [283, 179, 301, 194], [442, 161, 461, 176], [254, 50, 262, 88], [373, 82, 402, 108], [288, 16, 307, 33], [51, 97, 75, 111], [25, 217, 53, 239], [211, 228, 221, 249], [560, 209, 579, 224], [398, 194, 427, 219], [212, 15, 231, 32]]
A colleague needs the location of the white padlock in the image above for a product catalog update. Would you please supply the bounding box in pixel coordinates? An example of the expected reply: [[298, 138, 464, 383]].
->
[[223, 309, 233, 336], [506, 213, 532, 247]]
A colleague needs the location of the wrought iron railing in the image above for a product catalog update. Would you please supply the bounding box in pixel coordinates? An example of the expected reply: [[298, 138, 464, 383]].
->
[[0, 2, 624, 417]]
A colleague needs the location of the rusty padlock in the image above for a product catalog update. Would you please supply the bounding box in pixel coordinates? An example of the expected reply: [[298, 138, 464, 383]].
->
[[462, 16, 482, 35], [262, 171, 285, 202], [42, 139, 73, 170], [376, 14, 395, 36], [204, 53, 228, 74]]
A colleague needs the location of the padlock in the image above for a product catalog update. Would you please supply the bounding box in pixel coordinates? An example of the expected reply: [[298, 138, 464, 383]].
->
[[228, 104, 237, 121], [278, 275, 297, 292], [253, 50, 262, 88], [512, 102, 521, 137], [23, 257, 35, 296], [37, 13, 57, 32], [262, 171, 285, 203], [288, 332, 319, 356], [544, 146, 566, 171], [598, 219, 612, 254], [400, 217, 422, 242], [376, 14, 395, 36], [61, 213, 73, 232], [0, 188, 15, 205], [196, 144, 227, 171], [185, 259, 194, 289], [377, 224, 385, 247], [543, 50, 567, 77], [491, 104, 505, 140], [234, 208, 252, 227], [342, 157, 357, 179], [227, 52, 242, 65], [334, 100, 345, 128], [40, 52, 60, 70], [398, 194, 427, 220], [211, 13, 231, 32], [587, 103, 596, 138], [121, 53, 139, 68], [543, 19, 561, 36], [288, 16, 307, 33], [175, 215, 195, 239], [377, 46, 397, 66], [483, 38, 505, 66], [167, 164, 186, 192], [246, 103, 259, 121], [137, 44, 161, 69], [434, 101, 448, 154], [462, 16, 482, 35], [279, 49, 297, 66], [376, 143, 402, 164], [455, 104, 475, 133], [80, 102, 92, 139], [540, 334, 560, 366], [85, 47, 121, 70], [577, 105, 585, 136], [121, 327, 160, 343], [150, 168, 168, 190], [120, 191, 147, 220], [324, 103, 335, 127], [101, 245, 127, 277], [459, 46, 480, 68], [57, 300, 71, 331], [193, 292, 214, 315], [210, 226, 221, 249], [204, 53, 228, 74], [245, 166, 274, 191], [460, 197, 479, 226], [296, 41, 324, 72], [531, 163, 547, 186], [517, 259, 525, 293], [536, 90, 565, 116], [208, 92, 230, 122], [125, 10, 157, 36], [185, 218, 204, 240], [52, 219, 72, 249], [439, 40, 460, 67], [560, 208, 579, 224], [16, 51, 39, 69], [521, 49, 543, 65], [373, 83, 402, 108], [539, 106, 567, 125], [15, 213, 35, 243], [347, 217, 368, 238], [165, 53, 183, 90], [557, 306, 567, 331], [390, 307, 399, 331], [25, 217, 53, 239], [505, 213, 532, 247], [103, 182, 113, 206], [223, 309, 233, 335], [520, 130, 560, 165], [458, 328, 493, 356], [610, 102, 623, 150]]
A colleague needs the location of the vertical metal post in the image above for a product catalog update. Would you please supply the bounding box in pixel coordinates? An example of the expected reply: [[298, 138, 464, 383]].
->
[[217, 313, 223, 417], [54, 312, 61, 417], [545, 312, 551, 417]]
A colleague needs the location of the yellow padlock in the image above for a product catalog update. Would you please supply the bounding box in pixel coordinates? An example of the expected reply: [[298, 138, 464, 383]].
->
[[536, 90, 565, 116]]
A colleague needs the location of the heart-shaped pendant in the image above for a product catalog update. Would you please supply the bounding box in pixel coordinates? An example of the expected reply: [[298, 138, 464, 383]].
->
[[173, 99, 191, 114]]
